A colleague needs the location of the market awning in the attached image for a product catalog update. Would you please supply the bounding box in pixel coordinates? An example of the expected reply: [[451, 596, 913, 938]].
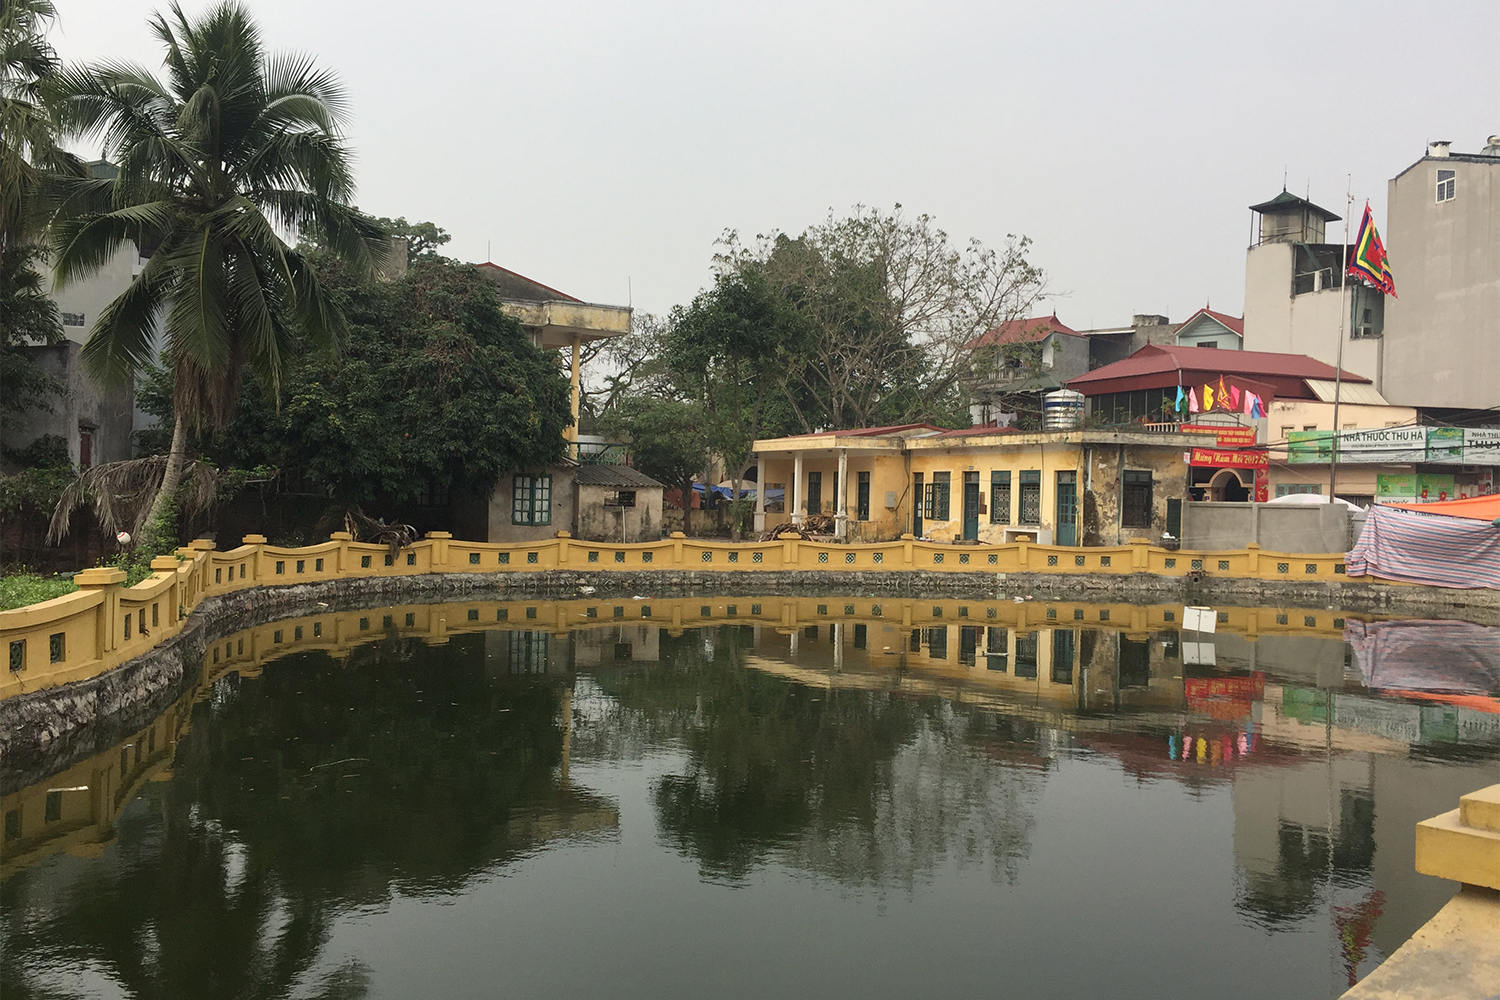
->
[[1383, 494, 1500, 522]]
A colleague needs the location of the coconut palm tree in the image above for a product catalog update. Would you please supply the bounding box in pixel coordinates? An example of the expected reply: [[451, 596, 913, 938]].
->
[[51, 1, 387, 548], [0, 0, 72, 252]]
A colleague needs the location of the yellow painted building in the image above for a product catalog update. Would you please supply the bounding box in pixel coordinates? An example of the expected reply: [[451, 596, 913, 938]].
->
[[752, 425, 1209, 546]]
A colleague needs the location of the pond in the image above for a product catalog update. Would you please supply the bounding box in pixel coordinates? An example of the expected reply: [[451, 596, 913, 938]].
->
[[3, 595, 1498, 1000]]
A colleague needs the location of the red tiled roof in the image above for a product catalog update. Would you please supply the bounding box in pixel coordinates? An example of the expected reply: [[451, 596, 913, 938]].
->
[[769, 423, 947, 441], [1065, 344, 1368, 399], [968, 313, 1079, 349], [1177, 307, 1244, 336]]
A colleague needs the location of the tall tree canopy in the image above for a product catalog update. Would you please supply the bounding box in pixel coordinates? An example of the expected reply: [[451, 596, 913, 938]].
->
[[50, 0, 388, 545], [168, 259, 572, 508], [0, 0, 73, 418], [716, 204, 1046, 432]]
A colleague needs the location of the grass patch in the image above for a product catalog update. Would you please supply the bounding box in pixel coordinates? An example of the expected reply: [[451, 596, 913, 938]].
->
[[0, 574, 79, 611]]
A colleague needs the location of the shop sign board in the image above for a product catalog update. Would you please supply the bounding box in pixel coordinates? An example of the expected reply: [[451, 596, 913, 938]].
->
[[1416, 473, 1455, 503], [1375, 474, 1416, 502], [1375, 473, 1457, 502], [1287, 426, 1427, 463], [1188, 448, 1269, 469], [1288, 426, 1500, 464]]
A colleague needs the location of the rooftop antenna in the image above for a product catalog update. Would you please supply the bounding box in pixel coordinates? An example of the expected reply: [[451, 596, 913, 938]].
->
[[1283, 165, 1288, 191], [486, 240, 491, 263], [628, 276, 632, 307]]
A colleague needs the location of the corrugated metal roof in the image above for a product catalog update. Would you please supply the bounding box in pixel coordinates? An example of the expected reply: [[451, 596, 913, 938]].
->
[[1303, 380, 1393, 406], [574, 464, 666, 488]]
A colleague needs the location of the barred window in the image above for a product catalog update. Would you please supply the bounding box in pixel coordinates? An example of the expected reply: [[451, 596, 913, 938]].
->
[[511, 473, 552, 525], [990, 471, 1011, 524], [1122, 470, 1153, 528], [806, 471, 822, 514], [926, 472, 951, 521], [1018, 470, 1041, 525], [1436, 168, 1455, 203], [856, 471, 871, 521]]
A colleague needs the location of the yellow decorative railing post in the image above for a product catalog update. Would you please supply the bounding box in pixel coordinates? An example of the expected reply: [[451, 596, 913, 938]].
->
[[671, 531, 685, 564], [901, 533, 914, 565], [426, 531, 451, 569], [330, 531, 352, 572], [1245, 542, 1260, 574], [1130, 538, 1149, 570], [1017, 539, 1029, 570], [780, 532, 800, 568], [74, 567, 126, 659], [242, 535, 267, 582], [149, 557, 181, 623], [556, 531, 570, 566]]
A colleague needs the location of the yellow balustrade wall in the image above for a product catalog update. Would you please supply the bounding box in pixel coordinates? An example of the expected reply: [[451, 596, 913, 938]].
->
[[2, 527, 1367, 700]]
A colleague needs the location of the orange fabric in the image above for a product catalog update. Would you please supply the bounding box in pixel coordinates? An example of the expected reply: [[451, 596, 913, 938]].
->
[[1384, 494, 1500, 521]]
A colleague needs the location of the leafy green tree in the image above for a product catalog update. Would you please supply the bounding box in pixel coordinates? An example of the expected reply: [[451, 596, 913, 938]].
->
[[667, 270, 805, 538], [720, 205, 1046, 431], [602, 396, 709, 534], [50, 1, 388, 550], [372, 215, 450, 263], [194, 259, 572, 509], [0, 0, 74, 418]]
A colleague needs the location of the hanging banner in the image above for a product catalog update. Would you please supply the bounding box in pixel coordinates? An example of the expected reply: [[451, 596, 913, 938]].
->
[[1183, 424, 1258, 447], [1189, 448, 1269, 469]]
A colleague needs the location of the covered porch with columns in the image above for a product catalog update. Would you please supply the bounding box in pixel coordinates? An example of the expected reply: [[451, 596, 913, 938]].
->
[[751, 426, 941, 541]]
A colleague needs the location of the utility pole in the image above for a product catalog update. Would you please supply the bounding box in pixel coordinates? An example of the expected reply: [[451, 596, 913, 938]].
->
[[1330, 179, 1352, 503]]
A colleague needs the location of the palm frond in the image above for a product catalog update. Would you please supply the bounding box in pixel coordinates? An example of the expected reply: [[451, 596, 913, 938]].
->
[[46, 454, 224, 544], [80, 250, 172, 385]]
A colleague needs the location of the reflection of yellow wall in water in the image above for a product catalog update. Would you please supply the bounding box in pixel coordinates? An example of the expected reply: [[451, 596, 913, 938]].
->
[[1, 691, 192, 877], [2, 522, 1373, 700]]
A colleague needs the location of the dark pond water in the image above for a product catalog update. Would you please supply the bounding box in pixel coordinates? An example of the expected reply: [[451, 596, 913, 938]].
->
[[4, 596, 1499, 1000]]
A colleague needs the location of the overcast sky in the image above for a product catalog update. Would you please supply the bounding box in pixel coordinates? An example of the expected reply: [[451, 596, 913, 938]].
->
[[49, 0, 1499, 329]]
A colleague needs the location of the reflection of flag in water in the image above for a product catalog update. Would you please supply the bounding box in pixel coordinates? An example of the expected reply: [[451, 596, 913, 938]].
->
[[1348, 201, 1397, 297]]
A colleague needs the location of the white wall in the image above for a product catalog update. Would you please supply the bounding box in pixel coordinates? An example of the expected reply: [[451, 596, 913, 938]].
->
[[1382, 156, 1500, 408]]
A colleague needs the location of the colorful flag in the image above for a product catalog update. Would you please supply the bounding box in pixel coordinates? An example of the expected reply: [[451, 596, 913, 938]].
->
[[1202, 384, 1214, 410], [1188, 387, 1199, 413], [1348, 201, 1396, 297], [1175, 386, 1185, 413]]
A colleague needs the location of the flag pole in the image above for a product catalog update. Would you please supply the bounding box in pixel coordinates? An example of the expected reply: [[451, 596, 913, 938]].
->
[[1330, 177, 1352, 503]]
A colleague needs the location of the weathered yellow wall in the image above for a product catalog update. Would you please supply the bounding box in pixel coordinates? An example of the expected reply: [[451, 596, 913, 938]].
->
[[908, 442, 1083, 543]]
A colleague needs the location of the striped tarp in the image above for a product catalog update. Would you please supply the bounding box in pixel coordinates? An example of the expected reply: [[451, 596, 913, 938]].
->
[[1345, 619, 1500, 695], [1345, 505, 1500, 590]]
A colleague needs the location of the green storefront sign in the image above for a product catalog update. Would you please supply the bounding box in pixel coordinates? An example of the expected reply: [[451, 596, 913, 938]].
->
[[1375, 474, 1416, 502], [1288, 427, 1500, 465]]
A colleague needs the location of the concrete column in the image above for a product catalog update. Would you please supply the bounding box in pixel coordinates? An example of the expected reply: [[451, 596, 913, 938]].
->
[[835, 448, 848, 540], [754, 454, 767, 532], [792, 453, 804, 525], [566, 334, 582, 453]]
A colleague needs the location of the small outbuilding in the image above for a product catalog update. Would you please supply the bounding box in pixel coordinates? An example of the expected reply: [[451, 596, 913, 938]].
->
[[573, 464, 666, 543]]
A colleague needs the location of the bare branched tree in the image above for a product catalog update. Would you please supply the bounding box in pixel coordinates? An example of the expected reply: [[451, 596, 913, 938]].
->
[[717, 204, 1046, 430]]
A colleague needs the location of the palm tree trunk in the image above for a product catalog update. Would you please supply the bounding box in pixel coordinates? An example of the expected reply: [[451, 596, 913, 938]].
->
[[140, 414, 188, 552]]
